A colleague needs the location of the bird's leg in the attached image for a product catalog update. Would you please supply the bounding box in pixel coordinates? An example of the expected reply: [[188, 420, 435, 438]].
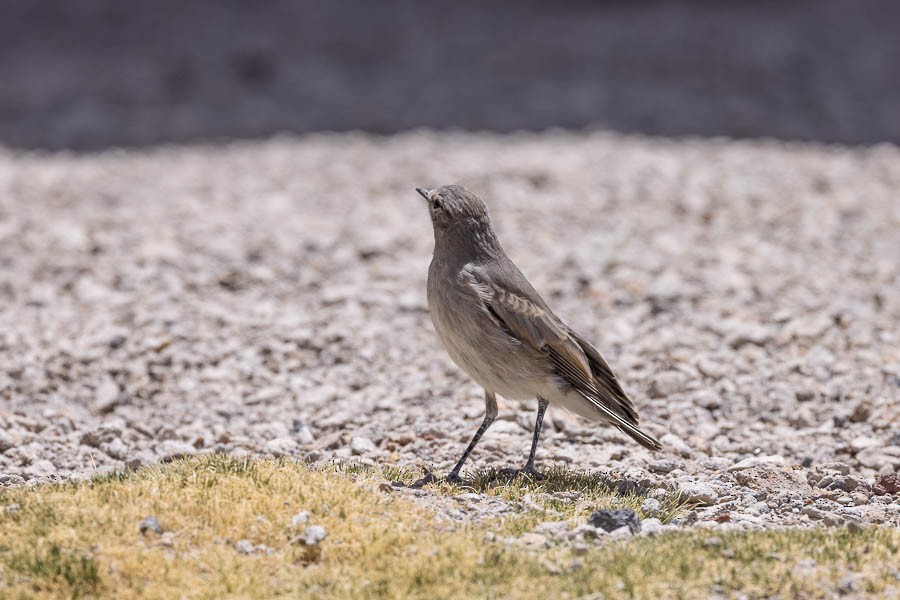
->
[[519, 396, 549, 480], [447, 390, 498, 484]]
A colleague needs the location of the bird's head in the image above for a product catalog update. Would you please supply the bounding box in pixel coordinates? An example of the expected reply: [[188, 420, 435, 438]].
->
[[415, 185, 491, 232]]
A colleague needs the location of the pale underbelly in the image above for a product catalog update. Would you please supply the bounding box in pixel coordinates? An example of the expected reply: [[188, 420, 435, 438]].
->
[[435, 320, 557, 400]]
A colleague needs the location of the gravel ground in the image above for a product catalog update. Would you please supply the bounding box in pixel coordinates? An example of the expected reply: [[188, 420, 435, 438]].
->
[[1, 131, 898, 532]]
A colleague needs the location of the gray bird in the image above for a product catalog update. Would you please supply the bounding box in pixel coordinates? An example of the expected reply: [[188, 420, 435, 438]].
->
[[417, 185, 661, 483]]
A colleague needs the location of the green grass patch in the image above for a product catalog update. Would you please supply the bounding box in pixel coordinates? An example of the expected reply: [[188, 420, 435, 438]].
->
[[0, 456, 896, 599], [6, 543, 100, 599]]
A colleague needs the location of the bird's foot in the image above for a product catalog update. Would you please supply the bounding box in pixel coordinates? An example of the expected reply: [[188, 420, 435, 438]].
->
[[445, 472, 465, 485], [518, 465, 546, 481]]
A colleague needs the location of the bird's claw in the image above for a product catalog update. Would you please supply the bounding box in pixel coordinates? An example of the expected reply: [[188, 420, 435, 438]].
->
[[519, 466, 546, 481]]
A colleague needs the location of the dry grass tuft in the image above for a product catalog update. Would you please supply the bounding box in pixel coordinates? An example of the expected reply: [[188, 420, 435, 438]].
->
[[0, 456, 897, 599]]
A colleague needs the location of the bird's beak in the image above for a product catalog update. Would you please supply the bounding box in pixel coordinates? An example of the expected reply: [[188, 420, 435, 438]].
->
[[415, 187, 430, 200]]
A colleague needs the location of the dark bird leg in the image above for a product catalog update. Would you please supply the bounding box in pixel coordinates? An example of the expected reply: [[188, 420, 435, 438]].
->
[[520, 396, 549, 480], [447, 390, 498, 483], [498, 396, 549, 480]]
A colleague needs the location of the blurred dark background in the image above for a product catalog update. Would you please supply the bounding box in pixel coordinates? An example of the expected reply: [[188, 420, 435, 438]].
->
[[2, 0, 899, 150]]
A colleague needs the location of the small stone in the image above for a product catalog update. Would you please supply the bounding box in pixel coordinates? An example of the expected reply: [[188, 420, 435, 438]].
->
[[804, 346, 836, 371], [640, 497, 661, 517], [6, 503, 21, 513], [838, 574, 857, 594], [649, 371, 685, 397], [820, 462, 851, 475], [802, 506, 825, 520], [789, 314, 832, 340], [29, 459, 56, 476], [300, 525, 327, 546], [678, 482, 717, 506], [849, 401, 873, 423], [140, 516, 163, 535], [457, 493, 482, 502], [659, 433, 693, 457], [702, 536, 721, 547], [235, 539, 256, 554], [568, 523, 600, 541], [290, 511, 309, 527], [92, 378, 121, 414], [873, 473, 900, 496], [246, 386, 282, 406], [691, 389, 722, 410], [160, 532, 175, 547], [80, 430, 104, 448], [850, 492, 869, 505], [696, 358, 728, 380], [856, 446, 900, 470], [533, 521, 570, 539], [291, 421, 315, 445], [608, 526, 633, 540], [726, 324, 773, 348], [0, 429, 18, 452], [572, 542, 589, 556], [728, 455, 786, 472], [823, 514, 845, 527], [0, 474, 25, 486], [850, 436, 879, 453], [795, 389, 816, 402], [638, 518, 665, 537], [648, 459, 680, 474], [788, 407, 814, 428], [350, 437, 377, 455], [102, 438, 128, 460], [265, 437, 297, 457], [588, 508, 641, 534], [828, 476, 864, 493], [649, 487, 671, 501]]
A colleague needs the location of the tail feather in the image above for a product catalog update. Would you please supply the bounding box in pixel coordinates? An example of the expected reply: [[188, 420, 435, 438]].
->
[[615, 419, 662, 451], [567, 389, 662, 451]]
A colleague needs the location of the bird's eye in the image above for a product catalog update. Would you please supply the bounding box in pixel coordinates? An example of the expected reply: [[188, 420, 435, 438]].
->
[[432, 199, 443, 210]]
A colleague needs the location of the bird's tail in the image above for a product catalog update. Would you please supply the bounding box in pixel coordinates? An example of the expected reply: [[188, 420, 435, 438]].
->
[[560, 390, 663, 451], [615, 420, 662, 451]]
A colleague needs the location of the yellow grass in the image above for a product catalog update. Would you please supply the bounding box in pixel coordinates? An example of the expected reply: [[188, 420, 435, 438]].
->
[[0, 456, 897, 599]]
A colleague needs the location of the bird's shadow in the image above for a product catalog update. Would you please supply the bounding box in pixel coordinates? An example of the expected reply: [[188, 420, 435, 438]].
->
[[399, 465, 654, 498]]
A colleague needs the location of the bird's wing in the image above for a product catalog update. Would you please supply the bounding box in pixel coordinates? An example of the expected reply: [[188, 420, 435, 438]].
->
[[461, 265, 643, 431], [569, 330, 638, 422]]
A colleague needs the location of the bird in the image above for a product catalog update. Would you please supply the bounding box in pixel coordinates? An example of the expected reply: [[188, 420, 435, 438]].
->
[[417, 184, 661, 483]]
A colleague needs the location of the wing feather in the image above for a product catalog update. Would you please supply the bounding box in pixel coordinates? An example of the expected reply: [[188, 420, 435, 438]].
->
[[461, 265, 661, 451]]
